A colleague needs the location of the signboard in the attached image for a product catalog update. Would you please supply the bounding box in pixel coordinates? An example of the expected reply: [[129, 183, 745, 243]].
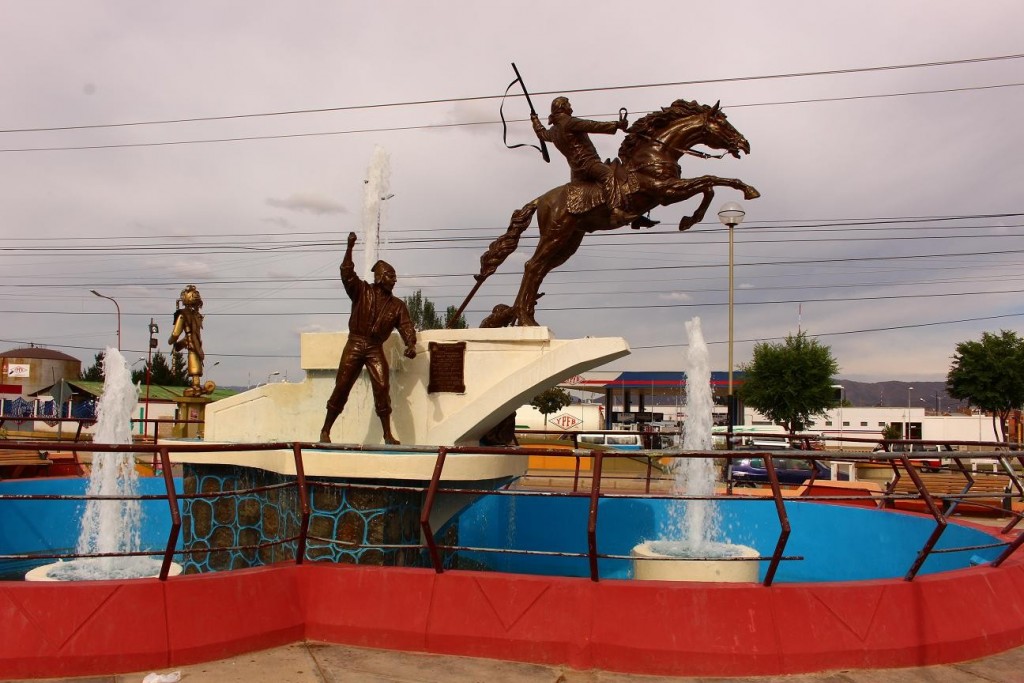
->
[[549, 413, 582, 430], [427, 342, 466, 393], [612, 411, 664, 423], [6, 364, 30, 378]]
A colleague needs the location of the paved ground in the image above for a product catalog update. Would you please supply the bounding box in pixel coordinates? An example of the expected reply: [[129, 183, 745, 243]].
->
[[9, 639, 1024, 682]]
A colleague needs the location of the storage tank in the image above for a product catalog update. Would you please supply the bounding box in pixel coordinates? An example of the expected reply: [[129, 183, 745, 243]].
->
[[0, 347, 82, 396]]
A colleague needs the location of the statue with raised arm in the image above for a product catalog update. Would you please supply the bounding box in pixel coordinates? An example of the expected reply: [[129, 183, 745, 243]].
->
[[320, 232, 417, 445], [168, 284, 216, 396]]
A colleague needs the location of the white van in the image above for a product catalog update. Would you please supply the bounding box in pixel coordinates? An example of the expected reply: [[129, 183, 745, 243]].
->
[[573, 433, 644, 451]]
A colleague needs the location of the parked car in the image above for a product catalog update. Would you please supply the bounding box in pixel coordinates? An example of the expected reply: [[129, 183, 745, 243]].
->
[[730, 453, 849, 486], [870, 443, 956, 472]]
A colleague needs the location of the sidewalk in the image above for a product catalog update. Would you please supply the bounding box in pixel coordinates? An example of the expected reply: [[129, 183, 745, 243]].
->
[[18, 639, 1024, 682]]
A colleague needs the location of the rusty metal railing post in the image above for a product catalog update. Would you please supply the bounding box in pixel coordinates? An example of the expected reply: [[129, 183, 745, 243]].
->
[[901, 454, 947, 581], [587, 449, 604, 582], [158, 445, 181, 581], [292, 443, 311, 565], [992, 524, 1024, 567], [573, 452, 582, 493], [420, 447, 448, 574], [762, 453, 790, 586]]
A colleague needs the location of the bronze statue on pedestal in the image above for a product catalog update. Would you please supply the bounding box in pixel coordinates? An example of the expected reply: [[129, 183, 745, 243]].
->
[[320, 232, 417, 445], [467, 96, 761, 328], [168, 284, 216, 396]]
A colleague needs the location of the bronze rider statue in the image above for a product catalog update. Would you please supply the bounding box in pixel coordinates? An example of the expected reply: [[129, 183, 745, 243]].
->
[[531, 96, 658, 229]]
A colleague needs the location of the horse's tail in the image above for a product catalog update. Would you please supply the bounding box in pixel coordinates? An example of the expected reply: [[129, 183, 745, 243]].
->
[[476, 200, 538, 281]]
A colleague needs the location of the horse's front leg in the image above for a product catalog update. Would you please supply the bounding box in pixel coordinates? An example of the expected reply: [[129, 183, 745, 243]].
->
[[659, 175, 760, 230], [662, 175, 760, 204], [678, 190, 714, 232]]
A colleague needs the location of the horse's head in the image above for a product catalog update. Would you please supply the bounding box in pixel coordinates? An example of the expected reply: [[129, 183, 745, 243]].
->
[[619, 99, 751, 163], [696, 100, 750, 159]]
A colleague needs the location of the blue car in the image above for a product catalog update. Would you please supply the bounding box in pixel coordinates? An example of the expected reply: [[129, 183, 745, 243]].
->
[[729, 454, 848, 486]]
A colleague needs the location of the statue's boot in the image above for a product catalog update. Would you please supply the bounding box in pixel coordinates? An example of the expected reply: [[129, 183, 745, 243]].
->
[[380, 414, 400, 445], [319, 408, 340, 443], [630, 214, 660, 229]]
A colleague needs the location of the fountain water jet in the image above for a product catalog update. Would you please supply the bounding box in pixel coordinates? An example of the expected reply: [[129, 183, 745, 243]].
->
[[361, 145, 391, 279], [632, 317, 759, 582], [26, 347, 180, 581]]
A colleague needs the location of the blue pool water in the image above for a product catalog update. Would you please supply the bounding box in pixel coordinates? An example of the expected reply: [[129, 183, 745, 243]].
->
[[452, 494, 1005, 582], [1, 477, 1004, 583], [0, 477, 182, 579]]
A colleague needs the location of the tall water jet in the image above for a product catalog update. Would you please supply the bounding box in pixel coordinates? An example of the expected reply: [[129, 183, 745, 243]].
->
[[632, 317, 759, 581], [26, 347, 179, 581], [361, 145, 392, 279], [677, 316, 719, 549]]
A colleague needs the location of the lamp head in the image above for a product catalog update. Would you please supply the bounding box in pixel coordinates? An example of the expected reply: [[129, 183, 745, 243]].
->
[[717, 201, 746, 227]]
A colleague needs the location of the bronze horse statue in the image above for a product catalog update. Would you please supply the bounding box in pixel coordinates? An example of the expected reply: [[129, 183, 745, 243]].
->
[[472, 98, 760, 327]]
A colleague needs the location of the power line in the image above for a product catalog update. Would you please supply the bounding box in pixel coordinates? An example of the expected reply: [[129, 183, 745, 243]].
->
[[5, 309, 1021, 361], [3, 53, 1020, 134], [4, 285, 1021, 318], [4, 79, 1021, 153], [632, 312, 1024, 349]]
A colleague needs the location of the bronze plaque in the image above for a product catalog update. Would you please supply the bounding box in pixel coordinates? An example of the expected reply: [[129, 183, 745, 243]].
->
[[428, 341, 466, 393]]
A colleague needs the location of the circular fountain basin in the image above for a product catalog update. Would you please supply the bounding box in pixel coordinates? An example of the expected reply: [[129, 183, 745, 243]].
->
[[25, 558, 182, 582], [632, 540, 760, 582]]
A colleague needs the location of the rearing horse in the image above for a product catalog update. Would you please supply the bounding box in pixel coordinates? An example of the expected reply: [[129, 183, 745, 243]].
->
[[475, 99, 760, 327]]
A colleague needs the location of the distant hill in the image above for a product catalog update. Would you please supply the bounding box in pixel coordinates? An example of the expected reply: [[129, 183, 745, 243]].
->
[[835, 379, 961, 412]]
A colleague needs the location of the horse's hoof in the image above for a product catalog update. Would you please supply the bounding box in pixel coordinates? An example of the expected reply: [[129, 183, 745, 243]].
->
[[744, 187, 761, 200]]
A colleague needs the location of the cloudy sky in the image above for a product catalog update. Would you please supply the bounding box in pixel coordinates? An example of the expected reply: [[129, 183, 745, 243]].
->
[[1, 1, 1022, 388]]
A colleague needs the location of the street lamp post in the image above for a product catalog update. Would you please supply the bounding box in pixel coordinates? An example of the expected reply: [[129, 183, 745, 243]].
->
[[144, 318, 159, 439], [267, 371, 280, 385], [718, 201, 746, 427], [906, 385, 914, 440], [90, 289, 121, 350], [377, 193, 394, 254]]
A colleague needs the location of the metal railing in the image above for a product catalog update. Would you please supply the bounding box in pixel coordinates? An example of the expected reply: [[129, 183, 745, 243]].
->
[[1, 436, 1022, 585]]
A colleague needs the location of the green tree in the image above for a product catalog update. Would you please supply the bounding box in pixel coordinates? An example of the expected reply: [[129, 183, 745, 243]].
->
[[946, 330, 1024, 443], [444, 305, 467, 330], [404, 290, 439, 330], [738, 331, 840, 434], [880, 422, 903, 443], [530, 387, 572, 426], [80, 352, 105, 382], [131, 350, 192, 387], [403, 290, 467, 330]]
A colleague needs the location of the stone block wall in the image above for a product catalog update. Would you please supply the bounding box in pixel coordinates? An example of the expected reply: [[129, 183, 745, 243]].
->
[[181, 464, 426, 573]]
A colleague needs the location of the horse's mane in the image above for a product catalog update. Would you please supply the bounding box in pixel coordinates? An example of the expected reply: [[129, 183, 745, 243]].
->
[[618, 99, 708, 161]]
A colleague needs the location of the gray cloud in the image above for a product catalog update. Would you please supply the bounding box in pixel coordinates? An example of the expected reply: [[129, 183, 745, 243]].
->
[[266, 193, 347, 215]]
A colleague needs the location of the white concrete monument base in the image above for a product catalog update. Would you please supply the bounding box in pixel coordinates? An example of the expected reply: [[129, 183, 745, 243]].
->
[[204, 327, 629, 447]]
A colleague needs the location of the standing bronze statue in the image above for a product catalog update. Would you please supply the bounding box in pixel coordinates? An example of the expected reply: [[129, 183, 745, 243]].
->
[[168, 284, 215, 396], [320, 232, 417, 445], [466, 97, 761, 328]]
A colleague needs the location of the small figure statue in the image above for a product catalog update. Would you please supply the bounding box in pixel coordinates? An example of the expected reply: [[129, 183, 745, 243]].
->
[[168, 284, 215, 396], [320, 232, 417, 445]]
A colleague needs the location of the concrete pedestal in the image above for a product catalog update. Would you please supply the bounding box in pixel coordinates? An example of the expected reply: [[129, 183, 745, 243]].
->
[[173, 396, 211, 439], [203, 328, 629, 447], [632, 541, 760, 582]]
